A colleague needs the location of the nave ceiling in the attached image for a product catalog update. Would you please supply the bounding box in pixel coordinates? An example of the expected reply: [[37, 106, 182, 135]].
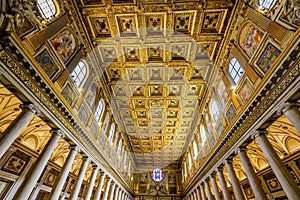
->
[[71, 0, 235, 169]]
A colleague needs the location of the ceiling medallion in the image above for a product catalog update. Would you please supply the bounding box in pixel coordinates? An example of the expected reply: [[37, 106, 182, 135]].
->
[[151, 168, 164, 182]]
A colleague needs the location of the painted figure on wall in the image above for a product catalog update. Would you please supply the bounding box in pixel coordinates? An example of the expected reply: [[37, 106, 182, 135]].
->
[[51, 29, 76, 63], [239, 22, 263, 58], [257, 43, 281, 73], [238, 80, 253, 103], [217, 80, 229, 108], [85, 82, 97, 108]]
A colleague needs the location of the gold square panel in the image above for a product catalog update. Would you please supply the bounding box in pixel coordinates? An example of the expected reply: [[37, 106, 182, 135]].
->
[[173, 11, 196, 34], [116, 15, 138, 37], [145, 13, 166, 36]]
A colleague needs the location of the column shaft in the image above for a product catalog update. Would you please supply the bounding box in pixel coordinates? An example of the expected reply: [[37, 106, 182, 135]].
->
[[205, 180, 214, 200], [69, 157, 90, 200], [196, 186, 201, 200], [200, 184, 207, 200], [114, 186, 119, 200], [94, 173, 106, 200], [211, 174, 221, 200], [238, 148, 267, 200], [217, 167, 231, 200], [103, 179, 112, 200], [0, 104, 38, 158], [14, 130, 62, 200], [85, 165, 99, 200], [49, 146, 79, 200], [109, 183, 116, 200], [255, 132, 300, 199], [280, 103, 300, 133], [225, 160, 245, 200]]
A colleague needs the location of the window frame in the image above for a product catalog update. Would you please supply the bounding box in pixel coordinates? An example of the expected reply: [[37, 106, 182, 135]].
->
[[94, 100, 104, 121], [108, 122, 115, 143], [200, 124, 207, 142], [258, 0, 276, 10], [37, 0, 57, 19], [193, 140, 198, 159], [228, 57, 244, 84], [70, 61, 88, 88]]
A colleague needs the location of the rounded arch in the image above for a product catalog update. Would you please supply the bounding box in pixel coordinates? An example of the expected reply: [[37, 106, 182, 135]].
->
[[37, 0, 60, 19], [285, 137, 300, 153], [22, 134, 40, 151]]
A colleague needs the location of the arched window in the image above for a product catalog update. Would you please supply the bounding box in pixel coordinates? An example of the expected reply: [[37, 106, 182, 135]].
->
[[193, 140, 198, 159], [211, 100, 220, 122], [94, 100, 104, 121], [188, 152, 192, 169], [200, 124, 207, 142], [228, 57, 244, 84], [117, 140, 122, 156], [37, 0, 57, 19], [259, 0, 276, 10], [184, 162, 187, 177], [108, 122, 115, 143], [70, 61, 87, 87]]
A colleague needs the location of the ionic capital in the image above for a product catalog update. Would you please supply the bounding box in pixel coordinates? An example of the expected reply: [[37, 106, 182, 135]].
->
[[235, 146, 247, 155], [20, 104, 41, 115], [251, 129, 268, 140], [70, 145, 80, 152], [50, 129, 65, 138], [277, 102, 300, 115]]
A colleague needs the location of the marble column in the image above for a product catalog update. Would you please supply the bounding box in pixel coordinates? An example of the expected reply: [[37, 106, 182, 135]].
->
[[85, 165, 99, 200], [196, 186, 201, 200], [94, 172, 106, 200], [210, 173, 221, 200], [114, 186, 119, 200], [216, 166, 231, 200], [69, 157, 90, 200], [0, 104, 39, 158], [225, 159, 245, 200], [193, 190, 198, 200], [118, 189, 123, 200], [205, 179, 213, 200], [200, 183, 207, 200], [253, 130, 300, 199], [237, 147, 267, 200], [49, 145, 80, 200], [14, 130, 63, 200], [103, 178, 112, 200], [278, 102, 300, 133], [109, 183, 116, 200]]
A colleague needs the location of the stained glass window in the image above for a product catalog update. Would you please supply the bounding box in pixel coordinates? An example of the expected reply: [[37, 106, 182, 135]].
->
[[151, 168, 164, 182]]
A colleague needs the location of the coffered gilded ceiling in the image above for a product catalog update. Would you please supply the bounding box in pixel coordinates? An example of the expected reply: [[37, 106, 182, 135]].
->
[[76, 0, 234, 169]]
